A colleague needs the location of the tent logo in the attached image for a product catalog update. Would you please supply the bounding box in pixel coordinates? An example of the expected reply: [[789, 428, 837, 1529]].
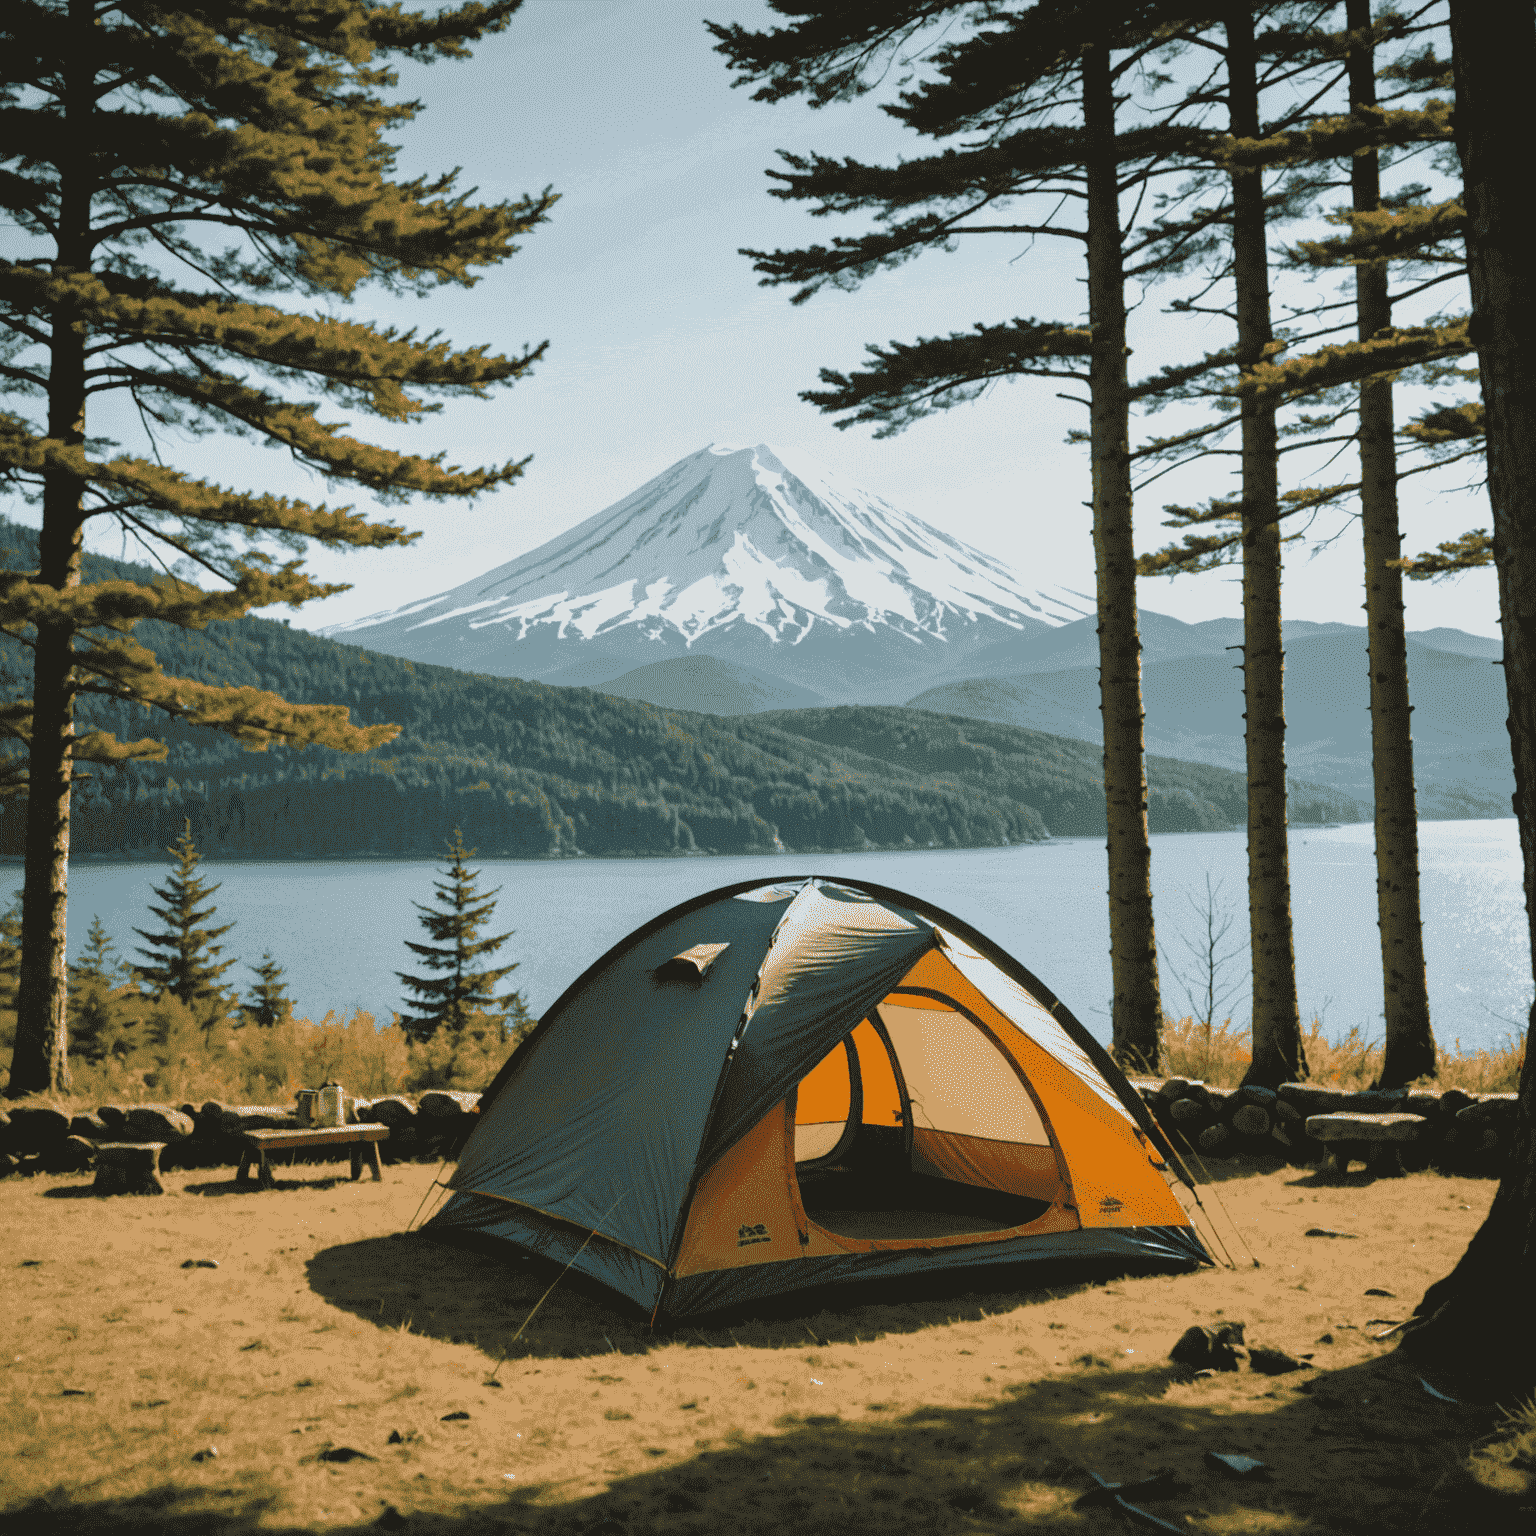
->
[[737, 1223, 771, 1248], [1099, 1196, 1124, 1214]]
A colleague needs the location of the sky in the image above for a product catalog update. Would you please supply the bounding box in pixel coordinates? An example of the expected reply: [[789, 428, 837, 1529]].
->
[[13, 0, 1502, 640]]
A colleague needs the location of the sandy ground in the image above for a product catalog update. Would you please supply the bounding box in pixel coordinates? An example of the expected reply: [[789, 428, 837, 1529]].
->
[[2, 1152, 1529, 1535]]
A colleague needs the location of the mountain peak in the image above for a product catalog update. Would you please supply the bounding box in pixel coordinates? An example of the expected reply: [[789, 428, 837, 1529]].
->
[[328, 443, 1087, 699]]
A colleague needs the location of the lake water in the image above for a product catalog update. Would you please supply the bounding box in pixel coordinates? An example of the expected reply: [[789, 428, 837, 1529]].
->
[[14, 819, 1530, 1054]]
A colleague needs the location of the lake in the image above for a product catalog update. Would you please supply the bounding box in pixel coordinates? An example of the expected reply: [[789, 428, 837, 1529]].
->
[[14, 818, 1530, 1054]]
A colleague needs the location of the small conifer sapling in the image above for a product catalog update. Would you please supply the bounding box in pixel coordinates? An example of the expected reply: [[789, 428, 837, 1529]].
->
[[132, 820, 238, 1033], [397, 828, 527, 1043], [244, 953, 293, 1030]]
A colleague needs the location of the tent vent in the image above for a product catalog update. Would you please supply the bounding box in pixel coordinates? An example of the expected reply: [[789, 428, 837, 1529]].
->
[[655, 943, 730, 983]]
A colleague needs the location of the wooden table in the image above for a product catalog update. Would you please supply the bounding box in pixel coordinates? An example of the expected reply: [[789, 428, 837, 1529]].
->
[[235, 1124, 390, 1190]]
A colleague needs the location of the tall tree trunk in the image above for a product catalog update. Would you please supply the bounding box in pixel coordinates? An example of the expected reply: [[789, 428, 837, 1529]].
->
[[1083, 40, 1161, 1073], [7, 0, 91, 1099], [1229, 8, 1304, 1086], [1346, 0, 1436, 1088], [1400, 0, 1536, 1400]]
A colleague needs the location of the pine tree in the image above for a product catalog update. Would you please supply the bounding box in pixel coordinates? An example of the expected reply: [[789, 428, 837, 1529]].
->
[[132, 819, 237, 1024], [709, 1, 1230, 1071], [1398, 0, 1536, 1403], [1136, 5, 1463, 1083], [68, 914, 122, 989], [0, 2, 553, 1096], [244, 953, 293, 1030], [397, 828, 525, 1043]]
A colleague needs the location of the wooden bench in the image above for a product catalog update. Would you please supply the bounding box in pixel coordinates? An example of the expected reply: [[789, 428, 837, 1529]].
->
[[1305, 1112, 1427, 1178], [235, 1125, 389, 1191]]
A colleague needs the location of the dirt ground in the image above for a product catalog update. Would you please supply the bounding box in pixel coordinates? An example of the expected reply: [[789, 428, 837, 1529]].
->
[[3, 1152, 1530, 1535]]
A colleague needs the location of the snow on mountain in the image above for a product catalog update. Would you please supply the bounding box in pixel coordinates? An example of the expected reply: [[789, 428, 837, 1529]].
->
[[327, 443, 1088, 701]]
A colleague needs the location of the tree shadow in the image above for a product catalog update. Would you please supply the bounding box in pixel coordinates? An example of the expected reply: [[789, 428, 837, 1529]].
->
[[303, 1230, 1191, 1364], [10, 1349, 1523, 1536]]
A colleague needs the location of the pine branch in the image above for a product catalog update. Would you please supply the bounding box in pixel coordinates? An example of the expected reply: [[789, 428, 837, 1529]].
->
[[801, 318, 1092, 437]]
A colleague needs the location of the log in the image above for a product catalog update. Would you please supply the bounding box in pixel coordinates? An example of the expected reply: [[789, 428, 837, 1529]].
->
[[365, 1097, 418, 1130], [419, 1090, 480, 1118], [43, 1135, 97, 1174], [126, 1105, 195, 1142], [4, 1105, 71, 1154], [1231, 1104, 1271, 1137]]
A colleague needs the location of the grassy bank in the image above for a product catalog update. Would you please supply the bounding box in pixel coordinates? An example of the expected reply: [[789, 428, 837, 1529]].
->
[[1158, 1014, 1526, 1094], [4, 1157, 1532, 1534], [4, 1005, 1525, 1116]]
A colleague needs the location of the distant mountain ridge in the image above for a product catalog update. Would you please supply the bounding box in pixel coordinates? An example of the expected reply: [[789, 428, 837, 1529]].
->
[[908, 619, 1510, 819], [327, 442, 1089, 701]]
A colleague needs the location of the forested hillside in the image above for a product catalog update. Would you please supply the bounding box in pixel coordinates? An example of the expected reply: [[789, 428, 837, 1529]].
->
[[0, 520, 1348, 859]]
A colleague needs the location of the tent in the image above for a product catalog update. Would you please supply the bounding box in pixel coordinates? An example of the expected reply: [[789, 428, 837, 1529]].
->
[[426, 876, 1213, 1321]]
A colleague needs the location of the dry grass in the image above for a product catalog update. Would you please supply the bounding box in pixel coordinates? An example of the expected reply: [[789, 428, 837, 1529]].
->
[[3, 1154, 1531, 1535], [1160, 1014, 1526, 1093]]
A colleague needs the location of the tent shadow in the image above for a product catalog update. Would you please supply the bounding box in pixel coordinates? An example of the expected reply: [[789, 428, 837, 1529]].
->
[[11, 1349, 1521, 1536], [304, 1230, 1204, 1364]]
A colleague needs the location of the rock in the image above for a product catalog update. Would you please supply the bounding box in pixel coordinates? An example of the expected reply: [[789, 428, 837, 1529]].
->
[[0, 1152, 19, 1179], [41, 1135, 96, 1174], [1236, 1085, 1277, 1107], [1204, 1087, 1236, 1112], [1170, 1098, 1207, 1123], [93, 1141, 167, 1196], [1159, 1078, 1198, 1101], [377, 1508, 408, 1530], [69, 1113, 110, 1140], [4, 1105, 70, 1153], [1365, 1288, 1395, 1298], [181, 1259, 219, 1269], [387, 1429, 404, 1444], [1271, 1123, 1294, 1148], [441, 1410, 471, 1421], [419, 1091, 480, 1118], [191, 1446, 218, 1463], [1273, 1100, 1302, 1123], [1437, 1089, 1475, 1116], [178, 1103, 197, 1120], [1197, 1124, 1231, 1154], [1277, 1083, 1348, 1116], [1170, 1322, 1247, 1372], [1232, 1104, 1271, 1137], [1204, 1452, 1268, 1479], [126, 1105, 195, 1142], [97, 1104, 128, 1134], [1304, 1227, 1359, 1239], [199, 1100, 228, 1124], [319, 1446, 376, 1462], [1246, 1346, 1311, 1376], [1404, 1093, 1441, 1119]]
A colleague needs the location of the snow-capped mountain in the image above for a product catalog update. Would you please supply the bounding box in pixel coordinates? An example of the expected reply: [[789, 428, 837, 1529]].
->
[[327, 443, 1088, 702]]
